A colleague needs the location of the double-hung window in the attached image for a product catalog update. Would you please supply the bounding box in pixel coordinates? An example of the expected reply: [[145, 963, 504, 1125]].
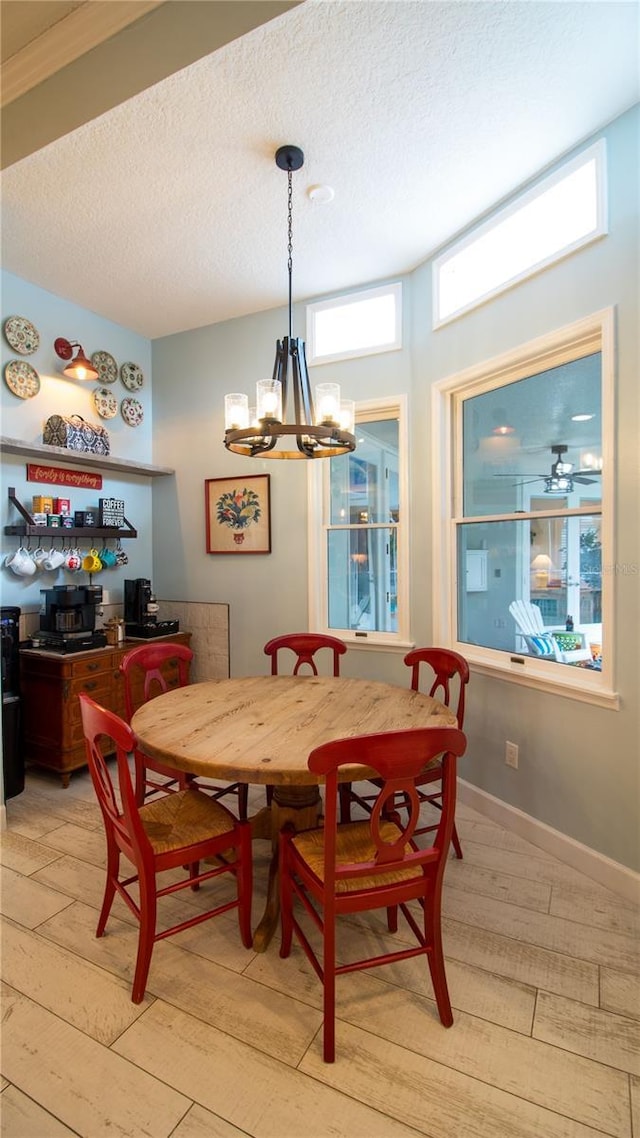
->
[[432, 310, 615, 706], [308, 397, 409, 647]]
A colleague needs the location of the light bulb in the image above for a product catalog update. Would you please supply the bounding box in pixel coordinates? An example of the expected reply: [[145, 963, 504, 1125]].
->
[[315, 383, 340, 426], [256, 379, 282, 421], [224, 393, 249, 430]]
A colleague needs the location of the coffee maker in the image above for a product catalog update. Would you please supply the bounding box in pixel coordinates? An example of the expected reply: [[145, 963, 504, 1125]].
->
[[124, 578, 179, 638], [39, 585, 107, 653]]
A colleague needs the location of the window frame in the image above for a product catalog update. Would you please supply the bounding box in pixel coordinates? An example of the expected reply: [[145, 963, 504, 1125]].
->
[[432, 140, 608, 329], [306, 282, 402, 366], [431, 309, 617, 709], [308, 394, 411, 651]]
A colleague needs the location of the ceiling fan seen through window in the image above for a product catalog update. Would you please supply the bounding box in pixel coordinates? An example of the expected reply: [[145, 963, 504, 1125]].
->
[[493, 444, 602, 495]]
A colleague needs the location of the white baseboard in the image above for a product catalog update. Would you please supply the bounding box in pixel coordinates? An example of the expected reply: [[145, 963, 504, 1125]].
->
[[458, 779, 639, 906]]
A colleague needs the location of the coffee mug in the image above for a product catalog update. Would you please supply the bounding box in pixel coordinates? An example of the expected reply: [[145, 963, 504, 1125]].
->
[[65, 548, 83, 572], [5, 547, 37, 576], [32, 546, 48, 570], [44, 548, 66, 571], [115, 547, 129, 566], [99, 546, 117, 568], [82, 548, 103, 573]]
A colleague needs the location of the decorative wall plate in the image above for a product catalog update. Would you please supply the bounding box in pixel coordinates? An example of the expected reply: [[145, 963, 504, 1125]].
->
[[4, 315, 40, 355], [4, 358, 40, 399], [91, 350, 118, 384], [93, 386, 119, 419], [120, 361, 144, 391], [121, 396, 143, 426]]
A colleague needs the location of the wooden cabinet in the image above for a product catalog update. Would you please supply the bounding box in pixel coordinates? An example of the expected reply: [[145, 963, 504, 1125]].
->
[[20, 632, 191, 786]]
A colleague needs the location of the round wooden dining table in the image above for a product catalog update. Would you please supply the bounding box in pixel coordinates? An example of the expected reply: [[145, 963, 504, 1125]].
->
[[132, 674, 457, 950]]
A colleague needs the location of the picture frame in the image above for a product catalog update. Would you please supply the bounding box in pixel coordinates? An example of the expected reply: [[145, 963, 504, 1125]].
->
[[205, 474, 271, 554]]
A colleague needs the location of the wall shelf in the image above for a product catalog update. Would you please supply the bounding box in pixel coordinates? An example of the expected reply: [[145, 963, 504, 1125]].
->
[[0, 436, 175, 478], [5, 488, 137, 539]]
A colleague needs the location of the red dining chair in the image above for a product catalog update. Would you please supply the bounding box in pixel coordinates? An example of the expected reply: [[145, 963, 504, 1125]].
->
[[263, 633, 347, 805], [120, 642, 248, 819], [340, 647, 469, 859], [264, 633, 347, 677], [79, 693, 253, 1003], [280, 725, 467, 1062]]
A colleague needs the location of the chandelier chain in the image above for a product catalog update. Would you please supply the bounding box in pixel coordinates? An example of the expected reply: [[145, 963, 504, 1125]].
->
[[287, 168, 293, 341]]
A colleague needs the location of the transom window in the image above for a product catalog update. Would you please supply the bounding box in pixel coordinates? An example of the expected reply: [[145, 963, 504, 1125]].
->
[[306, 283, 402, 366], [433, 140, 607, 328], [308, 397, 409, 647], [432, 310, 615, 707]]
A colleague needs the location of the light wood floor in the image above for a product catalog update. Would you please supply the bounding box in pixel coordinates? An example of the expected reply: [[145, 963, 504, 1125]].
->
[[1, 768, 638, 1138]]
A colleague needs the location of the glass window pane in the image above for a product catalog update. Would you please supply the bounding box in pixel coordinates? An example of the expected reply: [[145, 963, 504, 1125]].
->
[[434, 141, 605, 325], [327, 527, 398, 633], [461, 353, 602, 519], [329, 419, 399, 525], [457, 519, 602, 669]]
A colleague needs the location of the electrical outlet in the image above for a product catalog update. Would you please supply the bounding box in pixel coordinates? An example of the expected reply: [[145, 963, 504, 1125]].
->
[[505, 741, 519, 769]]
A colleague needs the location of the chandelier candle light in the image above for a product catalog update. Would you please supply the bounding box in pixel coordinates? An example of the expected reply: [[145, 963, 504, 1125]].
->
[[224, 145, 356, 459]]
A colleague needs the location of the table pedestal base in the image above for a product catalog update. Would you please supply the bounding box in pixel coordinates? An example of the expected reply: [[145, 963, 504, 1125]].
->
[[250, 783, 322, 952]]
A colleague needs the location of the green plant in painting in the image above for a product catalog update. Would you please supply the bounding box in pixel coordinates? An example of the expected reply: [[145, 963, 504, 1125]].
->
[[216, 487, 262, 532]]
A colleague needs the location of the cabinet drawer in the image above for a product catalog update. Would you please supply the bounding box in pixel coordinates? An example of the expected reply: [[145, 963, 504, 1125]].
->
[[69, 653, 114, 680], [68, 675, 113, 720]]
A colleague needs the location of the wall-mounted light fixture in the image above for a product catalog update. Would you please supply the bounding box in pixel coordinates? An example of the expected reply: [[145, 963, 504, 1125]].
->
[[54, 338, 99, 381]]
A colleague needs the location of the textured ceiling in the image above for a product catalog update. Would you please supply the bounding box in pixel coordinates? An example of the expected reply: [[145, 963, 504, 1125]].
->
[[2, 0, 638, 340]]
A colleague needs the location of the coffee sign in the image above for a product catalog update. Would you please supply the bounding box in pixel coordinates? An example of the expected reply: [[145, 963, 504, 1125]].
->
[[98, 497, 125, 527]]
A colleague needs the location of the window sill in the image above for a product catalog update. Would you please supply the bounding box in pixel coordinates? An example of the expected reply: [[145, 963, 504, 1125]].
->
[[333, 635, 415, 655], [465, 651, 619, 710]]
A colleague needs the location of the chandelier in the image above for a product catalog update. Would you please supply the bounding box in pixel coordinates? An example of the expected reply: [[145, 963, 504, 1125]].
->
[[223, 145, 356, 460]]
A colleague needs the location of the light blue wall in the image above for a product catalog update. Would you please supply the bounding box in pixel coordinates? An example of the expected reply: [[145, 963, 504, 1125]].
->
[[151, 106, 639, 870], [0, 271, 155, 611]]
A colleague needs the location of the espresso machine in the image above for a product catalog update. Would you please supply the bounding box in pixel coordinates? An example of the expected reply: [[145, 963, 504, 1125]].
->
[[124, 578, 179, 638], [38, 585, 107, 653]]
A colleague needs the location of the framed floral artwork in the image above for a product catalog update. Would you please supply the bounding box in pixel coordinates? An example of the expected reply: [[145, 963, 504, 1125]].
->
[[205, 474, 271, 554]]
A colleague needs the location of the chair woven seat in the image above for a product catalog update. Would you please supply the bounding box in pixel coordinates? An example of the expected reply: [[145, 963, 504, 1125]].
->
[[140, 789, 238, 854], [292, 819, 421, 892]]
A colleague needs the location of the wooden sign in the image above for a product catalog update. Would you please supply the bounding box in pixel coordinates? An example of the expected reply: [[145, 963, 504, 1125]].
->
[[26, 463, 103, 490], [99, 497, 125, 527]]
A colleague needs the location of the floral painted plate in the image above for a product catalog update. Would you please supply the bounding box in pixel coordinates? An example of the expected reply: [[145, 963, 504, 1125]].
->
[[120, 361, 144, 391], [4, 315, 40, 355], [91, 350, 118, 384], [93, 386, 119, 419], [4, 358, 40, 399], [121, 396, 144, 427]]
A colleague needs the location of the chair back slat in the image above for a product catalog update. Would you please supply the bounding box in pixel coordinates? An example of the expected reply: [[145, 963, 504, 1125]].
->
[[264, 633, 346, 677], [120, 642, 193, 722], [403, 647, 469, 728]]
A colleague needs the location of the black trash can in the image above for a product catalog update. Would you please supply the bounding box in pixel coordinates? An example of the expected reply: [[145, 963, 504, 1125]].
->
[[1, 606, 25, 799]]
